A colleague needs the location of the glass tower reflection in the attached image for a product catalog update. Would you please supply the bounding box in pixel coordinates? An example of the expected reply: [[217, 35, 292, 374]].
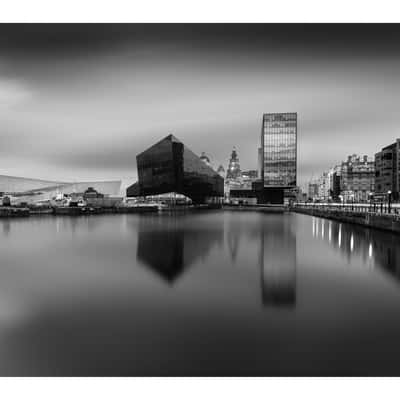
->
[[259, 216, 297, 307]]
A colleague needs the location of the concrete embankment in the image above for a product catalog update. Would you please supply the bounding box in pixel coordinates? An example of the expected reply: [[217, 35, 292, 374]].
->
[[223, 205, 286, 213], [52, 206, 159, 215], [292, 207, 400, 234], [0, 207, 30, 217], [0, 205, 160, 217], [0, 203, 286, 217]]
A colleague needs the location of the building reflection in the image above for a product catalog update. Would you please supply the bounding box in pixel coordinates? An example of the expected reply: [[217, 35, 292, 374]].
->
[[136, 215, 224, 283], [2, 219, 10, 236], [226, 220, 243, 264], [259, 217, 297, 307], [311, 216, 400, 280], [136, 213, 298, 305], [371, 234, 400, 278]]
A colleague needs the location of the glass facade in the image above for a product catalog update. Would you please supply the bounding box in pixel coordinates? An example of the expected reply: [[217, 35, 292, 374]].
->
[[135, 134, 224, 203], [262, 113, 297, 188]]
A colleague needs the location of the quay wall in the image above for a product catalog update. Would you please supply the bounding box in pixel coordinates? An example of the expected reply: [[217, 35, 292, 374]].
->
[[223, 204, 286, 213], [292, 207, 400, 234], [1, 203, 285, 217], [0, 207, 30, 217]]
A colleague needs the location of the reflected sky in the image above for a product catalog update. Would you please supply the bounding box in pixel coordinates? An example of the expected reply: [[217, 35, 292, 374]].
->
[[0, 212, 399, 375]]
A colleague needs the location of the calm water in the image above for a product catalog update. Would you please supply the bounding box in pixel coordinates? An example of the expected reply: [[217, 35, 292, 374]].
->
[[0, 211, 400, 376]]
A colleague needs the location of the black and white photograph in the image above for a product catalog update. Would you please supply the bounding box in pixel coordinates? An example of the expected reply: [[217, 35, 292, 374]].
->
[[1, 3, 400, 396]]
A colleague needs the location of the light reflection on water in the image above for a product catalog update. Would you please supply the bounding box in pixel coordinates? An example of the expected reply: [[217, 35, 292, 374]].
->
[[0, 212, 399, 376]]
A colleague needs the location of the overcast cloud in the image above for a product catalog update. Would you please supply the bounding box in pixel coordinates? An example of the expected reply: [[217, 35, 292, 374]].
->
[[1, 24, 400, 189]]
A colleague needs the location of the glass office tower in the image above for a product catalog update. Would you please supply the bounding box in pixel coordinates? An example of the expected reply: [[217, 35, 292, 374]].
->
[[261, 113, 297, 188]]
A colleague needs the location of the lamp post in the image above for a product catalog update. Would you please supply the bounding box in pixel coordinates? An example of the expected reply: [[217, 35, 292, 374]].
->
[[339, 194, 343, 211], [369, 192, 373, 212], [388, 190, 392, 214], [351, 193, 355, 211]]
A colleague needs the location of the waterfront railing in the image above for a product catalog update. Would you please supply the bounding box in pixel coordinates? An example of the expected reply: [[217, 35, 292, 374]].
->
[[293, 202, 400, 216]]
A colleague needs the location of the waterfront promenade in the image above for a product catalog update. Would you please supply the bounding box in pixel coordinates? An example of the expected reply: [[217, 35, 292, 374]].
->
[[292, 203, 400, 234]]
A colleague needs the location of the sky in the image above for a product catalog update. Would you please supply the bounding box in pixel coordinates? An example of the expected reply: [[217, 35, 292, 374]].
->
[[1, 24, 400, 189]]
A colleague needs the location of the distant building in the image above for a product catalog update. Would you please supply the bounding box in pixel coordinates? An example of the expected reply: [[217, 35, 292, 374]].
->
[[327, 166, 341, 201], [296, 189, 308, 203], [317, 172, 330, 201], [375, 139, 400, 201], [228, 169, 259, 202], [241, 170, 258, 189], [83, 187, 104, 200], [312, 155, 374, 203], [308, 182, 319, 201], [0, 175, 66, 194], [225, 147, 243, 198], [216, 165, 225, 178], [82, 187, 122, 208], [126, 134, 224, 204], [242, 170, 258, 180], [339, 154, 375, 202], [228, 189, 258, 205], [10, 180, 122, 205], [226, 147, 241, 180], [199, 152, 211, 167]]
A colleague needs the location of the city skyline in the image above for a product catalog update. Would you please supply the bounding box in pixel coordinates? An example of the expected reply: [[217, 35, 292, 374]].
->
[[2, 24, 400, 188], [2, 18, 400, 383]]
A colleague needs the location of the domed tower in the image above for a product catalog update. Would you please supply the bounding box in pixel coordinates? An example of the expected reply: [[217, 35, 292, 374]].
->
[[226, 147, 241, 180], [199, 152, 211, 167], [217, 165, 225, 178]]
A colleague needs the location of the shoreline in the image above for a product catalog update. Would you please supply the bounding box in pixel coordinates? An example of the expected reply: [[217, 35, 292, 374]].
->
[[292, 206, 400, 235], [2, 204, 400, 236], [0, 203, 288, 218]]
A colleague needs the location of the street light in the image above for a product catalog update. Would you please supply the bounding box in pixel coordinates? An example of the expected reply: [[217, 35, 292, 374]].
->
[[350, 193, 355, 211], [388, 190, 392, 214], [368, 192, 373, 212], [339, 194, 344, 211]]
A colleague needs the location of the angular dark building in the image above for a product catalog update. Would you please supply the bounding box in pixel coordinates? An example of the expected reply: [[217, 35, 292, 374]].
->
[[126, 134, 224, 203]]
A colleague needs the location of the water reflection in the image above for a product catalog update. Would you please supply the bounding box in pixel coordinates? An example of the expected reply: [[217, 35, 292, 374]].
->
[[311, 216, 400, 279], [260, 217, 297, 307], [227, 227, 241, 263], [2, 219, 10, 236], [136, 214, 224, 283], [1, 213, 400, 375], [136, 213, 298, 308]]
